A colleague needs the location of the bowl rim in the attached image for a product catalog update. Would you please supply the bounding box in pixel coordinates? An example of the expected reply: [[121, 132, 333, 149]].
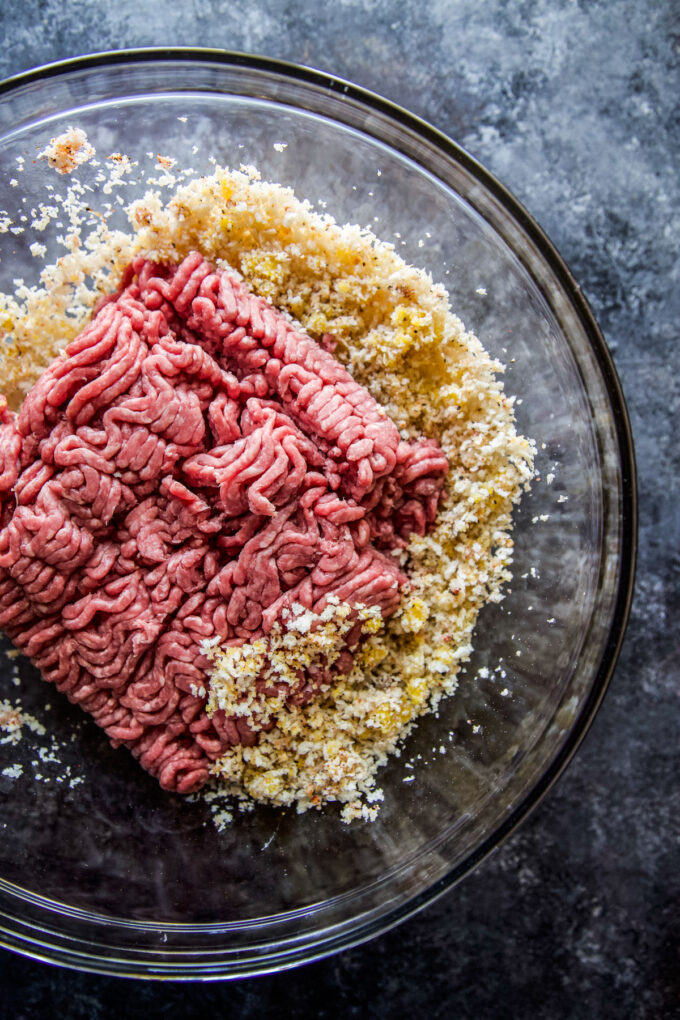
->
[[0, 47, 637, 979]]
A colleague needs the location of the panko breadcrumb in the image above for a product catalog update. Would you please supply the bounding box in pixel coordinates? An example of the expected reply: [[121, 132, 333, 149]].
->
[[0, 134, 535, 823], [38, 127, 95, 175]]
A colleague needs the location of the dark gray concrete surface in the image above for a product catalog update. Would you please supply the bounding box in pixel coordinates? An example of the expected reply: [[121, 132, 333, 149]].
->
[[0, 2, 677, 1017]]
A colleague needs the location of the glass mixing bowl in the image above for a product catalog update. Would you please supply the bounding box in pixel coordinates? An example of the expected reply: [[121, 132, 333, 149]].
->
[[0, 50, 635, 978]]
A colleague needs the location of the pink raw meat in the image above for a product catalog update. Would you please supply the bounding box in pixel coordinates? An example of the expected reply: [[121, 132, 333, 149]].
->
[[0, 253, 448, 793]]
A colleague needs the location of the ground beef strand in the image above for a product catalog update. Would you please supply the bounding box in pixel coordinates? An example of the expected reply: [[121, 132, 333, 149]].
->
[[0, 252, 448, 793]]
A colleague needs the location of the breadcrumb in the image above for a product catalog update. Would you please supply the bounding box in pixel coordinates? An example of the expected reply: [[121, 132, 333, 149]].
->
[[38, 127, 95, 175]]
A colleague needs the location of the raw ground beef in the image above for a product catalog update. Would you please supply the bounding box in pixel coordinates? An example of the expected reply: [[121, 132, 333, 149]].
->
[[0, 252, 448, 793]]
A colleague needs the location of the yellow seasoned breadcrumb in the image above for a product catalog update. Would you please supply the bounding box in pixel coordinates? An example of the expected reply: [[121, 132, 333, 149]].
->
[[0, 133, 535, 823], [202, 599, 383, 728]]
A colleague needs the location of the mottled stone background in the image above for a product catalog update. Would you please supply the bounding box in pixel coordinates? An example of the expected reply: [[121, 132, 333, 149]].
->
[[0, 1, 677, 1017]]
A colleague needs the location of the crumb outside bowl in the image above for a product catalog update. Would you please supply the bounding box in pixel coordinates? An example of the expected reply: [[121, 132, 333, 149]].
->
[[0, 50, 636, 979]]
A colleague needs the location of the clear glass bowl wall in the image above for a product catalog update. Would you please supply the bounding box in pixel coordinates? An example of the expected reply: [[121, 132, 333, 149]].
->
[[0, 53, 635, 978]]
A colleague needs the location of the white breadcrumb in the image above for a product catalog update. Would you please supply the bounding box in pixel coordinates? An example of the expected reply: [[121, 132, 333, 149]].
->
[[0, 138, 535, 823], [0, 693, 86, 792], [0, 699, 46, 746], [38, 127, 95, 175]]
